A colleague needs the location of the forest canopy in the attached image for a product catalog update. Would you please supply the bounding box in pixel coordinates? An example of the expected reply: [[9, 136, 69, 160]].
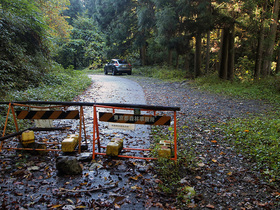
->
[[1, 0, 280, 95]]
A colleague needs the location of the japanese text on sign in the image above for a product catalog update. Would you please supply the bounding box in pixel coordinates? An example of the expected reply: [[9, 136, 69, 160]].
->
[[99, 112, 171, 125]]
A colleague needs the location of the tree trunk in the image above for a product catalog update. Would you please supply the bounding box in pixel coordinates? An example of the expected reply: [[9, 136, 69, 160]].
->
[[254, 0, 267, 79], [219, 27, 229, 79], [262, 0, 279, 76], [254, 22, 265, 79], [227, 24, 235, 81], [185, 50, 190, 74], [175, 53, 179, 68], [168, 49, 173, 66], [216, 29, 221, 73], [276, 47, 280, 74], [205, 30, 210, 74], [74, 53, 77, 69], [141, 45, 147, 66], [195, 32, 202, 77]]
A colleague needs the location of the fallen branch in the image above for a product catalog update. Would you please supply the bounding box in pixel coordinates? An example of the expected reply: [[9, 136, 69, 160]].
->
[[59, 182, 119, 193]]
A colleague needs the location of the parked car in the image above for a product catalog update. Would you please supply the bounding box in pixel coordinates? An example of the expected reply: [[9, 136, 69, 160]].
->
[[104, 59, 132, 75]]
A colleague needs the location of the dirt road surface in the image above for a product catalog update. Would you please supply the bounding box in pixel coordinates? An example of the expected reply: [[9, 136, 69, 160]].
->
[[0, 74, 279, 209]]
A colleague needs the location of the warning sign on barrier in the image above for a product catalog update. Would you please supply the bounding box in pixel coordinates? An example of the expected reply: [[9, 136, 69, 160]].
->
[[99, 112, 171, 125], [108, 123, 135, 130], [16, 110, 80, 119]]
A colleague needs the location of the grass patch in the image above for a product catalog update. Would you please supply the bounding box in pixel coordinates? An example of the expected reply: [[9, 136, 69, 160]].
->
[[133, 65, 187, 81], [83, 67, 104, 75], [193, 74, 280, 182], [193, 74, 280, 104], [222, 115, 280, 181], [150, 125, 197, 206], [191, 74, 280, 181]]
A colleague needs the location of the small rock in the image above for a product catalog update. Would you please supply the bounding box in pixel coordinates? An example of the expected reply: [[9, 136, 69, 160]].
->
[[89, 162, 103, 171], [27, 166, 40, 171], [78, 152, 92, 162], [138, 166, 148, 173], [180, 177, 190, 185], [62, 205, 75, 210], [56, 156, 82, 175]]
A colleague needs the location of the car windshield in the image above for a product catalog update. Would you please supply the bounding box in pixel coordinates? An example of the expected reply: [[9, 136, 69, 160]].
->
[[118, 60, 128, 64]]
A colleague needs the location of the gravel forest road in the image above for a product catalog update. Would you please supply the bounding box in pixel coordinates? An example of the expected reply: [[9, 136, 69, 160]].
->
[[128, 75, 279, 209], [0, 74, 279, 209]]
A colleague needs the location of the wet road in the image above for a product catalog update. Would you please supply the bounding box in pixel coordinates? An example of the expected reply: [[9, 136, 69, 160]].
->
[[0, 75, 157, 209], [78, 75, 151, 151], [74, 75, 155, 209], [85, 75, 146, 104]]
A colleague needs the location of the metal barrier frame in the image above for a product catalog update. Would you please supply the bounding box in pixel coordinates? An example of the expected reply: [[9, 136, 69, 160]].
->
[[92, 104, 178, 161], [0, 102, 86, 153], [0, 101, 180, 160]]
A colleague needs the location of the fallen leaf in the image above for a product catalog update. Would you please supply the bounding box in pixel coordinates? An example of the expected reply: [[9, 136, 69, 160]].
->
[[130, 174, 143, 181], [206, 204, 215, 209], [155, 202, 164, 208], [212, 159, 217, 163], [67, 198, 74, 204], [114, 203, 121, 209], [187, 203, 197, 208], [131, 185, 142, 190], [197, 162, 205, 167], [155, 179, 163, 184], [51, 204, 63, 209]]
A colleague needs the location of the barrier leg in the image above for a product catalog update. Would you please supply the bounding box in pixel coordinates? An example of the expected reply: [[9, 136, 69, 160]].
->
[[92, 105, 100, 159], [174, 111, 177, 161], [11, 104, 21, 143], [0, 103, 12, 151], [81, 106, 87, 145], [78, 106, 83, 153]]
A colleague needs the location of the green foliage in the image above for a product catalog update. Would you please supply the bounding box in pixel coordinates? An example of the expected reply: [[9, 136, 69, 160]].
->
[[151, 124, 196, 197], [235, 56, 255, 80], [193, 74, 280, 104], [155, 158, 181, 193], [0, 0, 51, 95], [63, 0, 84, 25], [222, 116, 280, 180], [94, 0, 138, 59], [54, 15, 106, 69], [133, 65, 186, 81], [3, 67, 91, 102], [0, 66, 91, 133]]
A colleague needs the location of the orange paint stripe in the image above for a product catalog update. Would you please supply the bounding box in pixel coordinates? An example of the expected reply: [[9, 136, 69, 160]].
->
[[66, 110, 79, 119], [17, 111, 29, 119], [33, 111, 45, 119], [154, 116, 171, 125], [99, 113, 114, 121], [49, 111, 62, 119]]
